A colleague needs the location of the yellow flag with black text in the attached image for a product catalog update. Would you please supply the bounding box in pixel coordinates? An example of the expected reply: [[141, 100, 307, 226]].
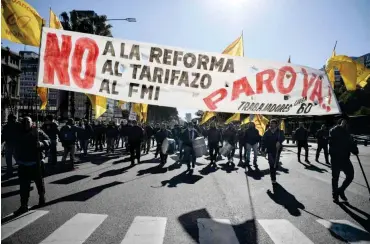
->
[[1, 0, 43, 46]]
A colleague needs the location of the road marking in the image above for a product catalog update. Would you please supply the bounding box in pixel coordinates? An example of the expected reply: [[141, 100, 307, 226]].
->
[[1, 210, 49, 240], [39, 213, 107, 244], [121, 216, 167, 244], [197, 218, 239, 244], [316, 219, 370, 244], [258, 219, 314, 244]]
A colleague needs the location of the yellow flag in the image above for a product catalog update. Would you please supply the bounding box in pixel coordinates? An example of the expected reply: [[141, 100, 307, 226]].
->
[[141, 104, 148, 122], [118, 100, 126, 109], [132, 103, 143, 122], [326, 50, 336, 87], [86, 94, 107, 119], [241, 116, 251, 125], [36, 87, 47, 110], [1, 0, 43, 46], [225, 113, 240, 124], [253, 114, 269, 136], [326, 55, 358, 91], [49, 9, 62, 29], [200, 111, 216, 125], [222, 33, 244, 57], [354, 61, 370, 88], [280, 120, 286, 132]]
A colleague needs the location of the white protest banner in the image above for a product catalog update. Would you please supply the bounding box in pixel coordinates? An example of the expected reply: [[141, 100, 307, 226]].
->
[[37, 28, 341, 116]]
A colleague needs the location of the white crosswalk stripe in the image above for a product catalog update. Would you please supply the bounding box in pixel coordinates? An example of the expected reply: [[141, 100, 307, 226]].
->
[[2, 211, 370, 244], [120, 216, 167, 244], [39, 213, 107, 244], [316, 219, 370, 244], [258, 219, 314, 244], [197, 218, 240, 244], [1, 210, 49, 240]]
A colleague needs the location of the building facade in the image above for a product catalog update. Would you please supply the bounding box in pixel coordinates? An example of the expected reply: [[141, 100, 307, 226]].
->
[[18, 51, 59, 116], [1, 47, 21, 121]]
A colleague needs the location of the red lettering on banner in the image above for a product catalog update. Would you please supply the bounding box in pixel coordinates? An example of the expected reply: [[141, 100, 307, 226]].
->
[[309, 77, 323, 105], [276, 66, 296, 94], [43, 33, 71, 85], [256, 69, 275, 94], [231, 77, 255, 101], [203, 88, 227, 110], [301, 68, 317, 98], [71, 38, 99, 89]]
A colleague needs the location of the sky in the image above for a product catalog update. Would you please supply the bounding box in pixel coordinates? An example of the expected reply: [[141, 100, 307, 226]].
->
[[2, 0, 370, 119]]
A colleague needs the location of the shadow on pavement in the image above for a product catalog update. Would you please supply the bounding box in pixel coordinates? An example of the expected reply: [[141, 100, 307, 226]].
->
[[1, 186, 33, 199], [137, 164, 167, 176], [50, 175, 89, 185], [178, 208, 258, 244], [41, 181, 123, 206], [267, 183, 305, 216], [199, 164, 219, 176], [94, 164, 135, 180], [161, 170, 203, 188], [298, 161, 328, 173], [245, 163, 289, 180], [339, 202, 370, 232], [219, 163, 238, 173]]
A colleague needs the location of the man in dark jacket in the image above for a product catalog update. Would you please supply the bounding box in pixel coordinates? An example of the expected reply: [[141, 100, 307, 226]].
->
[[41, 115, 60, 165], [60, 118, 78, 169], [144, 123, 154, 154], [181, 122, 200, 170], [14, 117, 50, 215], [262, 119, 285, 184], [223, 124, 237, 166], [127, 120, 144, 165], [329, 118, 358, 203], [245, 122, 261, 167], [316, 124, 329, 164], [237, 124, 247, 164], [1, 114, 21, 178], [207, 122, 222, 166], [93, 121, 105, 151], [172, 124, 181, 151], [106, 121, 119, 153], [294, 122, 309, 162], [155, 123, 172, 164]]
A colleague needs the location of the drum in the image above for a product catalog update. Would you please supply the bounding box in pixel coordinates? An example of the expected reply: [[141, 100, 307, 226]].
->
[[192, 137, 207, 158], [161, 138, 176, 154], [220, 142, 233, 156]]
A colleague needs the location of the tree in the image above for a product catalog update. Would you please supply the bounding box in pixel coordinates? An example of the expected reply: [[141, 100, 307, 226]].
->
[[59, 10, 112, 119]]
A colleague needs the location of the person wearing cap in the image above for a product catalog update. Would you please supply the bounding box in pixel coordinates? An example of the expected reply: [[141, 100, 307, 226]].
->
[[1, 114, 21, 178], [329, 118, 358, 203]]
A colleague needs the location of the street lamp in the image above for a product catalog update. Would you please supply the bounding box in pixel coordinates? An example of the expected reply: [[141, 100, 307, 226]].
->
[[107, 18, 136, 22]]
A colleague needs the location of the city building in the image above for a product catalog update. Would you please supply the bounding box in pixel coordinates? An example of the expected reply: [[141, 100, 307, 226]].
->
[[1, 47, 21, 121], [18, 51, 59, 116]]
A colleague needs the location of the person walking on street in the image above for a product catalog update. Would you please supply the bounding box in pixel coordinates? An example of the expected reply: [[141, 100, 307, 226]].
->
[[13, 117, 50, 215], [155, 123, 172, 164], [41, 115, 60, 165], [181, 122, 199, 171], [316, 124, 329, 164], [262, 119, 285, 184], [294, 122, 309, 163], [207, 122, 222, 167], [127, 120, 144, 165], [60, 118, 78, 170], [329, 118, 359, 203], [245, 122, 261, 167], [1, 114, 21, 178]]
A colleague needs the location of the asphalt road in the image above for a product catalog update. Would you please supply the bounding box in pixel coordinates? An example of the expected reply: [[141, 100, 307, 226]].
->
[[1, 142, 370, 244]]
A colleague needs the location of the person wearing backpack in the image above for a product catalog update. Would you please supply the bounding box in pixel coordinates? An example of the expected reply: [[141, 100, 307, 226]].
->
[[60, 118, 78, 169]]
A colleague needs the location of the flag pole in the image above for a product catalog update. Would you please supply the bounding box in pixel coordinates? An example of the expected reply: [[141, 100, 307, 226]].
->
[[241, 30, 244, 57], [333, 40, 337, 52]]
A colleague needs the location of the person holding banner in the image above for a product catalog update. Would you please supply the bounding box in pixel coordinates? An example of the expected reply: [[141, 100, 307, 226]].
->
[[181, 122, 200, 171], [262, 119, 285, 184]]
